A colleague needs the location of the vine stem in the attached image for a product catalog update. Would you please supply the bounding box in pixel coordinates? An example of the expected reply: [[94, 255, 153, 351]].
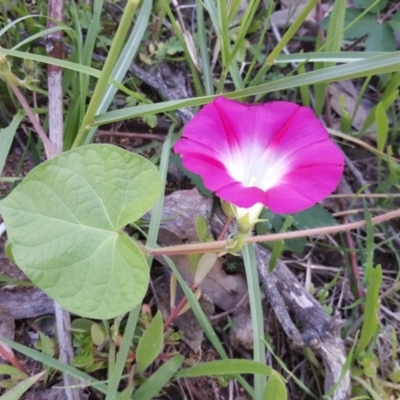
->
[[148, 208, 400, 256], [163, 284, 195, 331], [9, 84, 57, 159]]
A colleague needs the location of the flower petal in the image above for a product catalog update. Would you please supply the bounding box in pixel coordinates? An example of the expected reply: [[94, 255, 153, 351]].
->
[[174, 96, 344, 214], [266, 164, 344, 213]]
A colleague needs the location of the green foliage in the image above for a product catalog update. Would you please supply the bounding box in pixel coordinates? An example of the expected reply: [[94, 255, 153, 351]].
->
[[193, 253, 217, 286], [0, 371, 45, 400], [1, 0, 400, 398], [69, 318, 109, 372], [155, 37, 183, 60], [0, 144, 162, 319], [131, 355, 184, 400], [195, 215, 211, 242], [257, 205, 337, 254], [136, 311, 164, 373], [355, 265, 382, 358], [0, 365, 28, 390], [0, 112, 24, 176], [321, 1, 400, 51], [263, 372, 288, 400], [175, 358, 286, 396]]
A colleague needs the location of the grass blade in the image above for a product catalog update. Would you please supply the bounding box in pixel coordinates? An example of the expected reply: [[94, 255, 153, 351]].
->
[[0, 337, 108, 394], [73, 0, 141, 147], [0, 111, 24, 175], [251, 0, 318, 85], [242, 243, 266, 398], [105, 307, 140, 400], [84, 0, 152, 144], [131, 355, 184, 400], [196, 2, 213, 96], [93, 51, 400, 125], [0, 371, 45, 400]]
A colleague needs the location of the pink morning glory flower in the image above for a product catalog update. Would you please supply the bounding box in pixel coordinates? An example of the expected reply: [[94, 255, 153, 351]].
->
[[174, 96, 344, 218]]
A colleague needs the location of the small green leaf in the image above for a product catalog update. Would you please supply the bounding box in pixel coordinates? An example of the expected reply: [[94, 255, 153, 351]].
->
[[35, 332, 56, 356], [5, 241, 14, 263], [268, 240, 285, 272], [71, 352, 93, 368], [175, 359, 277, 378], [341, 9, 376, 39], [291, 205, 337, 229], [0, 365, 28, 380], [0, 111, 25, 176], [258, 206, 336, 255], [257, 210, 305, 254], [71, 318, 94, 333], [0, 371, 45, 400], [365, 22, 395, 52], [195, 215, 209, 242], [361, 89, 398, 133], [193, 253, 217, 286], [91, 323, 106, 346], [354, 0, 387, 12], [0, 144, 161, 319], [389, 10, 400, 33], [343, 16, 370, 39], [132, 355, 184, 400], [268, 216, 292, 271], [375, 102, 388, 152], [0, 336, 108, 394], [263, 372, 287, 400], [136, 311, 163, 373], [355, 265, 382, 357]]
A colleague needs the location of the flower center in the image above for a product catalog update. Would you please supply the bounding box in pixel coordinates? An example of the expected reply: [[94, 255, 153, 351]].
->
[[226, 148, 291, 192], [248, 176, 257, 186]]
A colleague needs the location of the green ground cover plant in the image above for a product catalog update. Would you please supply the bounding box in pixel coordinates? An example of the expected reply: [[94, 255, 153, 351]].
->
[[0, 0, 400, 399]]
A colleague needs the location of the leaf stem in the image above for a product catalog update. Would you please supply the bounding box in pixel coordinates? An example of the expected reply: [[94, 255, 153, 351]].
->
[[9, 84, 57, 158]]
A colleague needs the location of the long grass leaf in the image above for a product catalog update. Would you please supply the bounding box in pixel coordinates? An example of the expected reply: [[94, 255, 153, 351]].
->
[[73, 0, 141, 147], [105, 307, 140, 400], [242, 243, 266, 398], [0, 371, 45, 400], [84, 0, 152, 144], [196, 2, 214, 95], [314, 0, 346, 115], [0, 337, 108, 394], [93, 52, 400, 125], [131, 355, 184, 400], [251, 0, 318, 85]]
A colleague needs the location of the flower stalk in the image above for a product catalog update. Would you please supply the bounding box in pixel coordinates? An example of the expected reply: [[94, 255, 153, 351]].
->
[[147, 208, 400, 256]]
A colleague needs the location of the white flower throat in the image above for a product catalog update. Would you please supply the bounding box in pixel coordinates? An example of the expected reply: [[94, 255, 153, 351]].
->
[[226, 147, 290, 192]]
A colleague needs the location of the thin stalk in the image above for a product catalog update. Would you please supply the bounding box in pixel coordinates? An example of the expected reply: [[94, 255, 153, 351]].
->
[[242, 243, 265, 399], [196, 1, 214, 96], [46, 1, 79, 399], [46, 0, 64, 153], [148, 208, 400, 256], [251, 0, 318, 86], [9, 84, 57, 158], [105, 306, 141, 400], [73, 0, 140, 147]]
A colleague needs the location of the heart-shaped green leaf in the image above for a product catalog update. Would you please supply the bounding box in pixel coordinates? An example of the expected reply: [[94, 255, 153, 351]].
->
[[0, 144, 161, 319]]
